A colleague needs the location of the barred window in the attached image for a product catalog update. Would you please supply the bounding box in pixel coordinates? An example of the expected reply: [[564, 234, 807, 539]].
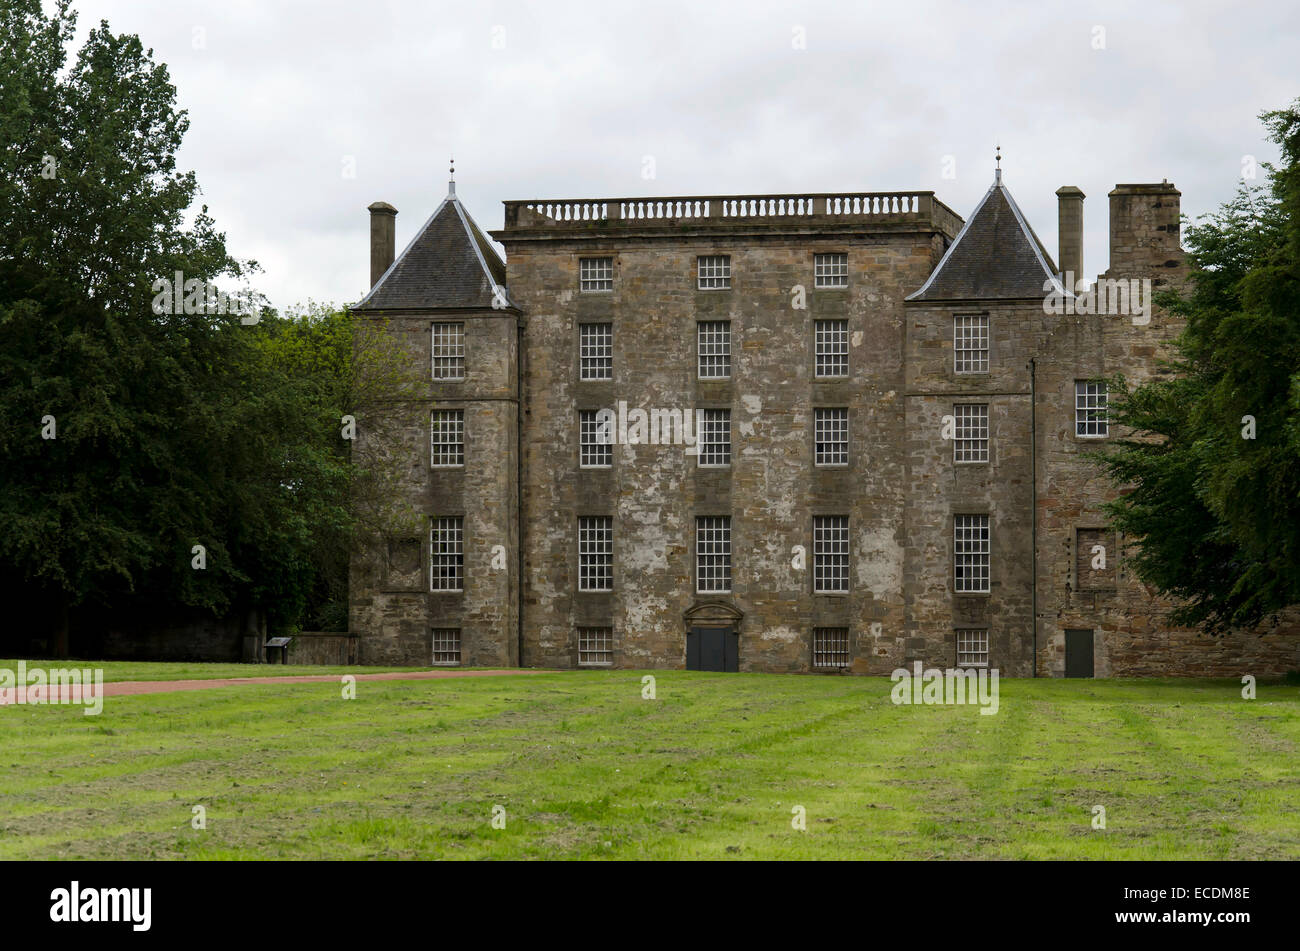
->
[[813, 516, 850, 593], [954, 514, 990, 594], [579, 323, 612, 380], [697, 321, 731, 379], [579, 257, 613, 292], [954, 315, 989, 374], [696, 516, 732, 593], [578, 516, 613, 591], [430, 517, 464, 592], [697, 255, 731, 290], [814, 408, 849, 466], [812, 627, 850, 668], [956, 629, 989, 667], [1075, 381, 1109, 437], [953, 403, 989, 464], [579, 410, 613, 468], [698, 409, 731, 467], [432, 322, 465, 380], [814, 252, 848, 288], [577, 627, 614, 667], [815, 319, 849, 378], [430, 409, 464, 467], [431, 629, 461, 666]]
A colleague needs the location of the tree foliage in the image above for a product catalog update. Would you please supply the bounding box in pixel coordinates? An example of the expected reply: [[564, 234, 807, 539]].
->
[[0, 2, 418, 651], [1099, 100, 1300, 633]]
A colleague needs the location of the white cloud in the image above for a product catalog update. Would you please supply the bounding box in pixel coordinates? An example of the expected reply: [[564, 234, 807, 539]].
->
[[61, 0, 1293, 309]]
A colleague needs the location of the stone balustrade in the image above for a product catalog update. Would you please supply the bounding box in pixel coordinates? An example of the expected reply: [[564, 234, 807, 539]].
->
[[501, 192, 961, 233]]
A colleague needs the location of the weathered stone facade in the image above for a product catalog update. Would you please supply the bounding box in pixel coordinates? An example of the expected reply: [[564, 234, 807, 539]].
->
[[348, 176, 1299, 678]]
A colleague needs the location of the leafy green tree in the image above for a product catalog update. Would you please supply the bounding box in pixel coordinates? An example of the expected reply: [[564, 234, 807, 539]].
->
[[1100, 100, 1300, 633], [0, 3, 419, 654]]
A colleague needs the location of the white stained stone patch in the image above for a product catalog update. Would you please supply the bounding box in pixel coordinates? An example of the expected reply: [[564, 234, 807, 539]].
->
[[625, 595, 669, 634], [857, 529, 904, 595], [760, 625, 799, 643], [740, 394, 763, 415], [851, 330, 864, 347]]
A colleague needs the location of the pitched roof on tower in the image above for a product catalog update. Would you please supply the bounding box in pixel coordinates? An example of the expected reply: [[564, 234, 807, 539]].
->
[[357, 171, 512, 310], [906, 157, 1066, 302]]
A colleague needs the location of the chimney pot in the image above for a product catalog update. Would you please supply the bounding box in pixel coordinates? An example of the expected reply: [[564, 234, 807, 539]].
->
[[1055, 186, 1085, 291], [368, 201, 398, 289]]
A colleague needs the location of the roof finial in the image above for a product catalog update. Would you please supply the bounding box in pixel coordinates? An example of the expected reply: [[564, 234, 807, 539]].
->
[[448, 156, 456, 196], [995, 142, 1002, 184]]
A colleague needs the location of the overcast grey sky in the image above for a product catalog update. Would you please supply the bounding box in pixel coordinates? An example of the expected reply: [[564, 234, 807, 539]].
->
[[61, 0, 1296, 309]]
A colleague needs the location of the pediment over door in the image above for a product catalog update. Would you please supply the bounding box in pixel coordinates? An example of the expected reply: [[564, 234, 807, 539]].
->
[[683, 600, 744, 628]]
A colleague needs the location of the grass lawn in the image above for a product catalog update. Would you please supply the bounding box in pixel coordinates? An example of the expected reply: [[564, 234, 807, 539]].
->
[[0, 665, 1296, 859], [0, 659, 435, 683]]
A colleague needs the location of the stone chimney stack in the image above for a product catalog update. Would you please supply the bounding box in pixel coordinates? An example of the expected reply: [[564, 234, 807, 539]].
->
[[1055, 186, 1085, 291], [1104, 182, 1184, 279], [368, 201, 397, 288]]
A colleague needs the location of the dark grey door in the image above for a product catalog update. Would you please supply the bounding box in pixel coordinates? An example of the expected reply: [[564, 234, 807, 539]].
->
[[1065, 629, 1094, 678], [687, 626, 738, 672]]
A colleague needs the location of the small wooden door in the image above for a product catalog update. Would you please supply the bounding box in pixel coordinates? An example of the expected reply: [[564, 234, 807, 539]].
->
[[1065, 629, 1094, 678], [687, 626, 738, 672]]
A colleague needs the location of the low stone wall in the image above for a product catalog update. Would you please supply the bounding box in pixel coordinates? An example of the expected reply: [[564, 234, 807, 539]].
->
[[286, 632, 358, 666]]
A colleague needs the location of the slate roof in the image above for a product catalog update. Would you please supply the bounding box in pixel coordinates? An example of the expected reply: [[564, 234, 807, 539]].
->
[[357, 187, 512, 310], [906, 175, 1067, 302]]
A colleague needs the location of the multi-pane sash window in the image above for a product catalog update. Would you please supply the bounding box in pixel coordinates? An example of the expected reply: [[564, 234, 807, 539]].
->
[[954, 514, 990, 593], [812, 627, 850, 668], [1075, 382, 1109, 437], [815, 408, 849, 466], [956, 629, 989, 667], [430, 517, 464, 592], [579, 410, 613, 468], [814, 252, 848, 288], [813, 516, 850, 593], [698, 409, 731, 467], [815, 319, 849, 377], [577, 627, 614, 667], [579, 256, 613, 292], [697, 255, 731, 290], [430, 409, 464, 467], [578, 516, 613, 591], [696, 516, 732, 593], [431, 629, 461, 666], [953, 315, 989, 374], [432, 322, 465, 380], [579, 323, 612, 380], [953, 404, 989, 464], [697, 321, 731, 379]]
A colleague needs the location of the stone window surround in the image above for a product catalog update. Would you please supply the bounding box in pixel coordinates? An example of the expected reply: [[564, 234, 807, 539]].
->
[[813, 406, 849, 467], [576, 626, 616, 666], [578, 255, 615, 292], [431, 628, 461, 666], [952, 402, 989, 465], [696, 254, 732, 290], [952, 511, 991, 596], [813, 318, 849, 378], [812, 514, 850, 594], [578, 321, 613, 381], [813, 251, 849, 289], [812, 626, 852, 668], [952, 311, 991, 376], [695, 515, 733, 594], [955, 628, 989, 668], [430, 515, 465, 593], [578, 408, 613, 469], [1073, 380, 1110, 440]]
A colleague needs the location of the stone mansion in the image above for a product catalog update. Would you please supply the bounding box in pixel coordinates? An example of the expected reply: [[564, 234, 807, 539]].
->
[[347, 161, 1299, 678]]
